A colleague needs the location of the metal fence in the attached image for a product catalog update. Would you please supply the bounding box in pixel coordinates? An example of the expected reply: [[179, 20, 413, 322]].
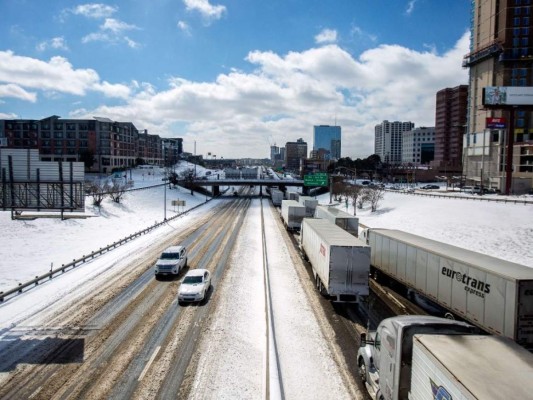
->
[[0, 191, 221, 303]]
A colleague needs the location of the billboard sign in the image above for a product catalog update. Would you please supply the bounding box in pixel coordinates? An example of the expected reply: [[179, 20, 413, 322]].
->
[[486, 117, 506, 129], [304, 173, 328, 187], [483, 86, 533, 106]]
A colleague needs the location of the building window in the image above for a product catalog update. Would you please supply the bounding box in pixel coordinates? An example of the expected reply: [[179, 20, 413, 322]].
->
[[54, 131, 63, 138], [514, 27, 521, 35], [41, 131, 51, 138], [517, 118, 525, 127], [520, 78, 527, 86], [515, 7, 522, 14], [515, 0, 522, 5], [523, 16, 530, 25], [514, 17, 521, 26], [522, 27, 530, 35], [514, 37, 521, 46]]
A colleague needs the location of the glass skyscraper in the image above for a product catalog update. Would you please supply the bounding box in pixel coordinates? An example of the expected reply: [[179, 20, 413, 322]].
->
[[313, 125, 341, 160]]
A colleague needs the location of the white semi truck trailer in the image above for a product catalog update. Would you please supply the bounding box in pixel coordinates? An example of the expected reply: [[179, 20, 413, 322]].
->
[[314, 205, 359, 236], [300, 218, 370, 302], [280, 200, 306, 231], [363, 228, 533, 350]]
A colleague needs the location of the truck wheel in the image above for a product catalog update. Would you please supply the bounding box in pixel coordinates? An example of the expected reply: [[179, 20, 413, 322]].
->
[[358, 359, 367, 383], [444, 312, 455, 320]]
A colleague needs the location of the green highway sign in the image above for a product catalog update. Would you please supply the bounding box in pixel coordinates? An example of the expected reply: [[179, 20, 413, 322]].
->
[[304, 173, 329, 187]]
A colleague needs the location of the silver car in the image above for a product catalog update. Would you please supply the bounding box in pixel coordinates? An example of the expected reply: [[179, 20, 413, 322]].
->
[[178, 269, 211, 304]]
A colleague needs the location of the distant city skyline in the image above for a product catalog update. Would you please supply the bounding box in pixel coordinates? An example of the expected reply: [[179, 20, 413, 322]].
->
[[0, 1, 470, 159]]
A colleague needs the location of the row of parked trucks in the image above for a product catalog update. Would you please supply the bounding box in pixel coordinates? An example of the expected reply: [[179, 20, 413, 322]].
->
[[272, 191, 533, 399]]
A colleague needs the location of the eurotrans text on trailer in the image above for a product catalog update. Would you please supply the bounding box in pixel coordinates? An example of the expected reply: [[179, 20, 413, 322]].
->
[[363, 228, 533, 349]]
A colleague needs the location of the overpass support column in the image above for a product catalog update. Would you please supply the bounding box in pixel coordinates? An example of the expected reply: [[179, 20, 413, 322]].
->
[[213, 186, 220, 196]]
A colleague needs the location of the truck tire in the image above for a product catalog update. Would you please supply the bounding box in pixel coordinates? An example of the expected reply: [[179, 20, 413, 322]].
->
[[358, 359, 367, 383]]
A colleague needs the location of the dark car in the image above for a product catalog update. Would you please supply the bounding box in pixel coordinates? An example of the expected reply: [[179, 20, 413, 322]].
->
[[421, 184, 440, 190]]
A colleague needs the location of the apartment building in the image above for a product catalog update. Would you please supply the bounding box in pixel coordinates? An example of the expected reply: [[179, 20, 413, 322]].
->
[[374, 120, 415, 164], [0, 116, 179, 174]]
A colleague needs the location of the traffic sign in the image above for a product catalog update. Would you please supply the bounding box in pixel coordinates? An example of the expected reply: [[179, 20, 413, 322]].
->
[[304, 173, 329, 187]]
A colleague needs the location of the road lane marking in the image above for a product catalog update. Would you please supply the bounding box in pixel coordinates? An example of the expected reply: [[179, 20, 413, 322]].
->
[[138, 346, 161, 382]]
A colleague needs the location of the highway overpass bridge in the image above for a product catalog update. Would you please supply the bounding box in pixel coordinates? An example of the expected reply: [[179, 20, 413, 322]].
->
[[186, 178, 320, 196]]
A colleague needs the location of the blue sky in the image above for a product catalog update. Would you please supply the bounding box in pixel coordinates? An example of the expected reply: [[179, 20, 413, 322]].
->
[[0, 0, 471, 159]]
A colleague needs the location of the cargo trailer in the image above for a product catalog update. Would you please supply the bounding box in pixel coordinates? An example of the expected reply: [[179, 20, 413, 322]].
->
[[300, 218, 370, 302], [280, 200, 306, 230], [366, 228, 533, 350], [314, 205, 359, 236], [297, 196, 318, 217], [270, 188, 284, 206], [409, 334, 533, 400]]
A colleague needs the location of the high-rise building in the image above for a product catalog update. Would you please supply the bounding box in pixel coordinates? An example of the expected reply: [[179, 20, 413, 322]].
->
[[402, 127, 436, 165], [270, 145, 279, 163], [374, 120, 414, 164], [284, 138, 307, 173], [463, 0, 533, 193], [433, 86, 468, 172], [313, 125, 341, 160]]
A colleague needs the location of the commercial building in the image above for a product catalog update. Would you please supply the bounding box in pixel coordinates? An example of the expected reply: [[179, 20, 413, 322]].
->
[[285, 138, 308, 174], [433, 85, 468, 172], [374, 120, 415, 165], [463, 0, 533, 193], [402, 127, 436, 165], [313, 125, 341, 160]]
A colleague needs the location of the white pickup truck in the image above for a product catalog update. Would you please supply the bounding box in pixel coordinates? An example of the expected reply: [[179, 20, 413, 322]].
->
[[154, 245, 187, 278]]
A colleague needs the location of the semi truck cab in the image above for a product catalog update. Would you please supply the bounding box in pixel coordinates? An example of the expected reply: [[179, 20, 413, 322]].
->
[[357, 316, 477, 400]]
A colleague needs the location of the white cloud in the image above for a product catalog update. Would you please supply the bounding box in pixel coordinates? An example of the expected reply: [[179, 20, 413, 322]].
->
[[0, 112, 18, 119], [71, 3, 118, 19], [71, 32, 469, 158], [177, 20, 192, 36], [183, 0, 226, 22], [81, 18, 140, 47], [0, 51, 130, 99], [101, 18, 138, 34], [406, 0, 417, 15], [315, 29, 337, 44], [351, 25, 378, 43], [36, 37, 69, 52], [0, 84, 37, 102]]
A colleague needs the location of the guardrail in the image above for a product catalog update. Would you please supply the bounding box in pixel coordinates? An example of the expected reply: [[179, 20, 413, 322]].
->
[[0, 190, 225, 303], [386, 189, 533, 205]]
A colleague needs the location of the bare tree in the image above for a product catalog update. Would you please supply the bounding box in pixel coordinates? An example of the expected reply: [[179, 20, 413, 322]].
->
[[108, 180, 133, 203], [345, 184, 364, 216], [332, 181, 345, 202], [179, 169, 196, 195], [86, 180, 110, 207], [366, 186, 385, 212]]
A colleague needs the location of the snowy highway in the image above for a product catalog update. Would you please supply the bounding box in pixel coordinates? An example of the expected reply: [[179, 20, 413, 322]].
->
[[0, 189, 364, 399]]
